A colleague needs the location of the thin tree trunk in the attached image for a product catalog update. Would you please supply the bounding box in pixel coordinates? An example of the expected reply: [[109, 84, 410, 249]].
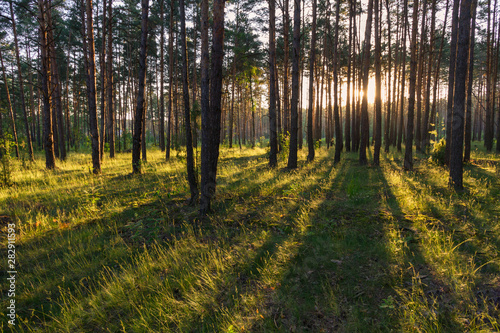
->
[[132, 0, 149, 173], [200, 0, 225, 213], [9, 0, 34, 161], [0, 45, 20, 158], [283, 0, 290, 136], [450, 0, 472, 190], [403, 0, 420, 170], [373, 0, 382, 165], [287, 0, 300, 169], [397, 0, 407, 152], [384, 0, 392, 153], [269, 0, 278, 167], [345, 0, 353, 152], [422, 0, 436, 151], [107, 0, 114, 158], [416, 0, 428, 152], [307, 0, 317, 162], [180, 0, 198, 203], [333, 0, 342, 163], [429, 0, 449, 146], [445, 0, 460, 162], [159, 0, 165, 152], [359, 0, 374, 165], [191, 6, 199, 149], [39, 0, 55, 168], [166, 0, 174, 160], [47, 0, 66, 161], [464, 0, 477, 162]]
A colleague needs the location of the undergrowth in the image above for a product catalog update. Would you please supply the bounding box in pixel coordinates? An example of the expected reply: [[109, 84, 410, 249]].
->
[[0, 144, 499, 332]]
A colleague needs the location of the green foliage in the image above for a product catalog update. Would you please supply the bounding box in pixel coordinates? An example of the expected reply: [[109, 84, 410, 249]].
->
[[279, 132, 290, 163], [430, 138, 446, 165], [0, 135, 13, 186], [258, 136, 266, 148]]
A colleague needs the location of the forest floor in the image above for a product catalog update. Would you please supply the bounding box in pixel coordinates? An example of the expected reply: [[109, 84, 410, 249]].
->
[[1, 144, 500, 332]]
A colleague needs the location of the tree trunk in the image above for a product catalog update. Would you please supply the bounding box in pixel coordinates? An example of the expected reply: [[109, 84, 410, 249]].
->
[[47, 1, 66, 161], [0, 44, 20, 158], [384, 0, 392, 153], [422, 0, 436, 151], [345, 0, 353, 152], [464, 0, 477, 162], [269, 0, 278, 167], [200, 0, 225, 214], [180, 0, 198, 204], [9, 0, 34, 161], [166, 0, 174, 160], [450, 0, 472, 190], [429, 0, 449, 146], [307, 0, 317, 162], [39, 0, 55, 169], [132, 0, 149, 174], [283, 0, 290, 136], [445, 0, 460, 162], [191, 6, 199, 150], [397, 0, 407, 152], [107, 0, 115, 158], [359, 0, 374, 165], [333, 0, 342, 163], [403, 0, 419, 170], [287, 0, 300, 169], [159, 0, 165, 152], [415, 0, 428, 153], [99, 0, 107, 161], [373, 0, 382, 165]]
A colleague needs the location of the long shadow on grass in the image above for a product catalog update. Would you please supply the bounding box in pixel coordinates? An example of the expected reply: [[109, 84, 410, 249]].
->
[[180, 153, 337, 332], [266, 157, 404, 331], [263, 155, 468, 332], [0, 187, 194, 331], [382, 157, 499, 331]]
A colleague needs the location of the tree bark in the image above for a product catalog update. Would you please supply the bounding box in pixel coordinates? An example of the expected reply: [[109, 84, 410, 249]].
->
[[359, 0, 374, 165], [107, 0, 114, 158], [384, 0, 392, 153], [132, 0, 149, 174], [287, 0, 300, 169], [422, 0, 436, 151], [397, 0, 407, 152], [333, 0, 342, 163], [464, 0, 477, 162], [9, 0, 34, 161], [47, 0, 66, 161], [159, 0, 165, 152], [373, 0, 382, 165], [180, 0, 198, 204], [450, 0, 472, 191], [269, 0, 278, 167], [0, 45, 20, 159], [445, 0, 460, 162], [283, 0, 290, 136], [200, 0, 225, 214], [39, 0, 55, 169], [415, 0, 428, 152], [403, 0, 419, 170], [166, 1, 174, 160], [307, 0, 317, 162]]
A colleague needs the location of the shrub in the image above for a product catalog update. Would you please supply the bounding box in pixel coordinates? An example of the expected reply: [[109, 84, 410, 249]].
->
[[430, 138, 446, 165], [0, 136, 13, 186]]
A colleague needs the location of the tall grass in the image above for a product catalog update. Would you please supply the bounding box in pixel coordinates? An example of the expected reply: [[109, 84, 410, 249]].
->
[[1, 144, 499, 332]]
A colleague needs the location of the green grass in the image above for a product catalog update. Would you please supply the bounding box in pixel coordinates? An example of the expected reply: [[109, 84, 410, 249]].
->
[[1, 144, 499, 332]]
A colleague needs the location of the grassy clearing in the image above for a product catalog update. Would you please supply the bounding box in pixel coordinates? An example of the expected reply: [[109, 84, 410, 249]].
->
[[1, 144, 499, 332]]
